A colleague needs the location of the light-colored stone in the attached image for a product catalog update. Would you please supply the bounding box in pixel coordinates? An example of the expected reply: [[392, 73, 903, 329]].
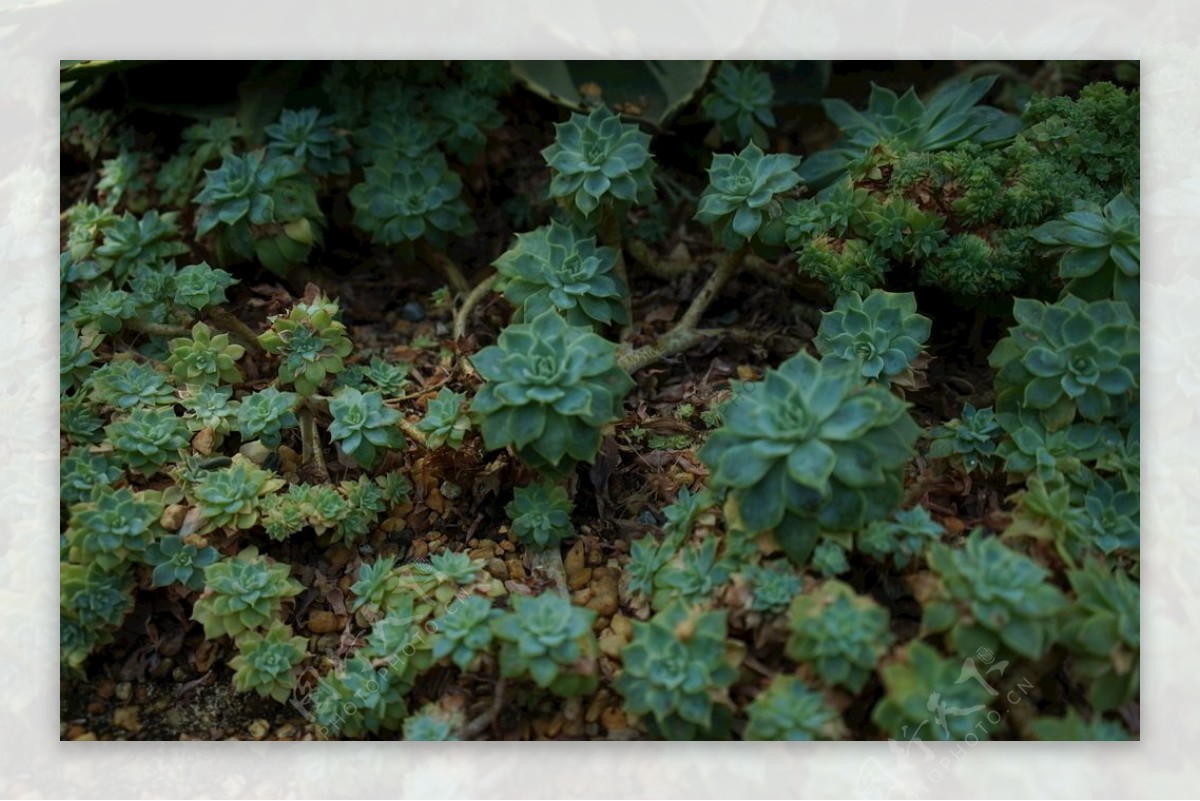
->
[[248, 719, 270, 740], [112, 706, 140, 733], [307, 611, 339, 634]]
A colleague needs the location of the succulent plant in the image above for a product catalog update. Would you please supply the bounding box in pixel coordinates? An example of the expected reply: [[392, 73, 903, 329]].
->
[[192, 546, 303, 639], [652, 537, 733, 611], [375, 469, 413, 506], [403, 704, 464, 741], [296, 484, 350, 536], [313, 653, 408, 738], [60, 447, 124, 506], [921, 531, 1068, 659], [349, 556, 401, 614], [927, 403, 1003, 474], [702, 62, 776, 146], [811, 540, 849, 577], [87, 359, 175, 411], [431, 595, 499, 671], [695, 143, 801, 249], [541, 106, 656, 218], [105, 407, 190, 475], [813, 289, 931, 389], [662, 487, 718, 534], [1079, 477, 1139, 555], [614, 603, 738, 739], [178, 384, 239, 442], [327, 387, 404, 470], [857, 505, 945, 570], [333, 476, 388, 544], [627, 534, 674, 603], [430, 87, 504, 162], [190, 457, 285, 533], [493, 221, 630, 329], [97, 149, 151, 211], [258, 488, 311, 542], [505, 481, 575, 550], [172, 261, 237, 312], [258, 297, 354, 397], [67, 284, 139, 335], [235, 388, 299, 448], [61, 562, 134, 652], [989, 295, 1138, 431], [745, 560, 803, 614], [744, 676, 847, 741], [470, 310, 634, 476], [995, 409, 1112, 492], [785, 579, 892, 692], [146, 534, 218, 590], [798, 75, 1021, 190], [93, 211, 189, 284], [228, 621, 309, 702], [415, 388, 472, 450], [1028, 709, 1131, 741], [871, 641, 997, 741], [61, 393, 105, 445], [166, 322, 245, 387], [265, 107, 351, 177], [698, 351, 919, 564], [193, 150, 324, 274], [344, 356, 410, 397], [1060, 561, 1139, 711], [492, 593, 599, 697], [64, 202, 120, 265], [65, 486, 162, 571], [349, 150, 473, 248], [1033, 192, 1139, 309], [354, 116, 439, 165]]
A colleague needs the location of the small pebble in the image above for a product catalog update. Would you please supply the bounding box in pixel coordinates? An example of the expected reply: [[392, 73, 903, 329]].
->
[[248, 719, 270, 740], [308, 611, 339, 634], [160, 505, 188, 531], [567, 567, 592, 591], [401, 301, 426, 322], [487, 558, 509, 581], [112, 706, 140, 733], [114, 682, 132, 702]]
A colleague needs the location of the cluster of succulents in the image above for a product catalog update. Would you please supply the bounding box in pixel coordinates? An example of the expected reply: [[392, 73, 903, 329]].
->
[[265, 107, 352, 177], [856, 505, 945, 569], [191, 547, 303, 639], [1033, 192, 1140, 308], [349, 151, 473, 248], [926, 402, 1003, 474], [743, 676, 846, 741], [470, 310, 634, 476], [258, 296, 354, 396], [786, 580, 893, 692], [228, 621, 309, 702]]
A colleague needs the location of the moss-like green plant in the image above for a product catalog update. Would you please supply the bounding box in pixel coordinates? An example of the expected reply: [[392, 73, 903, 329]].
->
[[493, 221, 630, 329], [190, 457, 285, 533], [431, 595, 499, 671], [871, 640, 996, 741], [229, 621, 309, 702], [166, 322, 245, 387], [106, 407, 190, 475], [698, 351, 919, 564], [327, 386, 404, 470], [313, 653, 408, 738], [492, 593, 599, 697], [702, 62, 776, 147], [258, 488, 310, 542], [415, 388, 471, 450], [470, 310, 634, 476], [989, 295, 1138, 431], [193, 151, 324, 274], [349, 151, 473, 248], [857, 505, 944, 570], [785, 579, 892, 693], [695, 143, 801, 249], [192, 546, 303, 639], [265, 107, 351, 177], [65, 486, 162, 571], [813, 289, 931, 389], [614, 603, 737, 739], [798, 75, 1021, 190], [927, 403, 1003, 474], [1060, 561, 1139, 711], [744, 676, 846, 741], [542, 106, 656, 218], [258, 297, 354, 397], [505, 481, 575, 549], [921, 531, 1068, 659], [146, 534, 218, 590], [92, 210, 190, 284], [234, 388, 297, 448]]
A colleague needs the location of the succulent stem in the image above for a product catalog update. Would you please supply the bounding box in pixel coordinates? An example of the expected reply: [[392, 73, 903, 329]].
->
[[452, 273, 497, 341]]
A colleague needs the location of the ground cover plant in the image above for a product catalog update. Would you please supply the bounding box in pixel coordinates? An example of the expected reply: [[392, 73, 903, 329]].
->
[[59, 59, 1140, 742]]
